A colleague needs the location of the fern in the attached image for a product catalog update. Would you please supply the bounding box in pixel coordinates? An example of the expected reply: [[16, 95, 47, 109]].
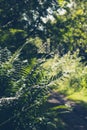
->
[[0, 46, 49, 130]]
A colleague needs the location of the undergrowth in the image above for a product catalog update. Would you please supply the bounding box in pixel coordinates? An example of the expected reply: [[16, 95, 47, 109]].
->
[[42, 49, 87, 103]]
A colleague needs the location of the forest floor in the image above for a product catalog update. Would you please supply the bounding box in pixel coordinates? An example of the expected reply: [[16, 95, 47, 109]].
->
[[43, 91, 87, 130]]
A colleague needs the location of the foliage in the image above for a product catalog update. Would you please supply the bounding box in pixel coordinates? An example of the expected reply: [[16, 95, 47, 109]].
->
[[0, 0, 58, 51], [0, 47, 49, 130], [42, 50, 87, 102], [0, 1, 59, 129], [0, 0, 87, 130], [45, 0, 87, 57]]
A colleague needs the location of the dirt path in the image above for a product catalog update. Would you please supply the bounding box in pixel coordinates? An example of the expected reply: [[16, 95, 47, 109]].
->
[[47, 92, 87, 130]]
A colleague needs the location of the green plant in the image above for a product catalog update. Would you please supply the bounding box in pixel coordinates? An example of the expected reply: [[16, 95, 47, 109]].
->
[[0, 47, 49, 130], [42, 50, 87, 101]]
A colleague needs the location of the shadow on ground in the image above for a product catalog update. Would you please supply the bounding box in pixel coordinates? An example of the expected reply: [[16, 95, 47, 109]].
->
[[40, 92, 87, 130]]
